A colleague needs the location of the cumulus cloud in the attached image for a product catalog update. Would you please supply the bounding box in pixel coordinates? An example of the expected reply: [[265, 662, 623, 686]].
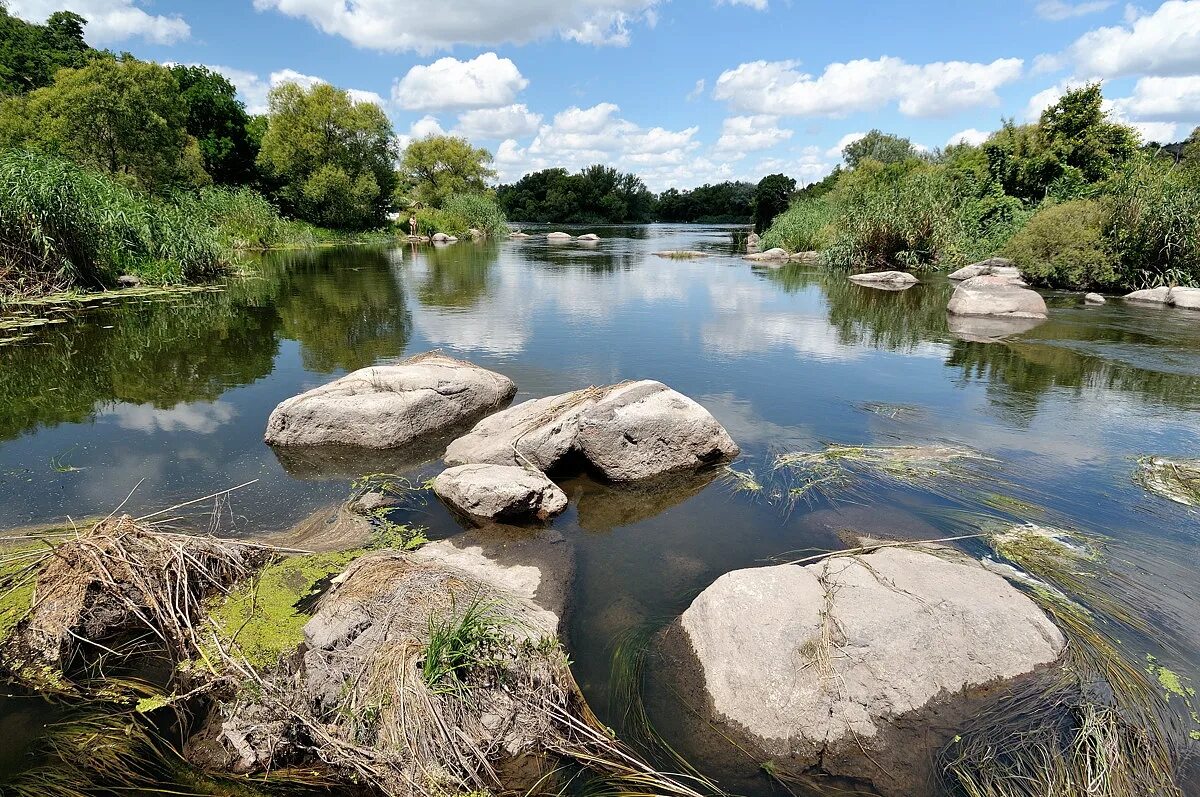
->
[[1110, 75, 1200, 121], [1069, 0, 1200, 77], [211, 66, 385, 114], [1035, 0, 1113, 20], [253, 0, 661, 52], [946, 127, 991, 146], [393, 54, 528, 111], [686, 79, 706, 101], [456, 104, 543, 139], [7, 0, 189, 44], [713, 115, 793, 157], [825, 131, 866, 158], [397, 115, 447, 150], [714, 56, 1023, 117], [718, 0, 769, 9]]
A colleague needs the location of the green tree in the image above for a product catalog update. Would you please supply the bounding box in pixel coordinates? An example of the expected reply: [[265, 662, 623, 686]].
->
[[256, 82, 397, 229], [0, 7, 94, 95], [843, 130, 918, 168], [1039, 83, 1138, 184], [170, 65, 256, 185], [400, 134, 496, 209], [0, 55, 208, 192], [753, 173, 796, 233]]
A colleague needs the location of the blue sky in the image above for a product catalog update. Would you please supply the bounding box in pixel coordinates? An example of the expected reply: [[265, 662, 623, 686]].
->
[[8, 0, 1200, 189]]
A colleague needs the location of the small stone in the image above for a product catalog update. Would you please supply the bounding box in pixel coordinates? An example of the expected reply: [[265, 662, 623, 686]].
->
[[433, 464, 568, 522], [1084, 292, 1106, 305]]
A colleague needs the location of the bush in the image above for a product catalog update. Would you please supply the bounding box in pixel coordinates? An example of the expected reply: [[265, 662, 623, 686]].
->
[[185, 187, 316, 250], [1003, 200, 1117, 289], [410, 193, 507, 238], [0, 149, 223, 297], [760, 199, 835, 253], [1104, 157, 1200, 288]]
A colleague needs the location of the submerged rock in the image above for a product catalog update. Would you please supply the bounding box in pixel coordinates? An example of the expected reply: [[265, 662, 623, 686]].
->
[[508, 231, 531, 239], [1135, 456, 1200, 506], [1085, 292, 1107, 305], [434, 463, 568, 522], [744, 247, 790, 262], [947, 275, 1047, 319], [654, 250, 709, 259], [664, 546, 1065, 796], [948, 313, 1046, 342], [446, 381, 738, 481], [264, 352, 517, 449], [947, 257, 1016, 281], [849, 270, 919, 289]]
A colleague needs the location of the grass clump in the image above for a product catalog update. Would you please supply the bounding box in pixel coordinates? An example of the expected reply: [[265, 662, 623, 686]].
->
[[411, 193, 507, 238], [1134, 456, 1200, 507], [419, 599, 506, 694]]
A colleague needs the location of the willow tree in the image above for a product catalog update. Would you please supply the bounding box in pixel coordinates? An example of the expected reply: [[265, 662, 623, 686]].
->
[[399, 134, 495, 209]]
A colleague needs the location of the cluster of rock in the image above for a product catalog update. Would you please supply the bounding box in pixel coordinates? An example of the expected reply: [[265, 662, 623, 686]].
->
[[545, 232, 601, 241], [1124, 286, 1200, 311]]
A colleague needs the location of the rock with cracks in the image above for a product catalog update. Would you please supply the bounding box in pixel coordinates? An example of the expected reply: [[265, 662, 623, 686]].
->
[[744, 247, 790, 262], [445, 381, 739, 482], [947, 275, 1047, 319], [434, 464, 568, 523], [1124, 286, 1200, 311], [664, 545, 1065, 797], [948, 257, 1018, 281], [264, 352, 516, 449]]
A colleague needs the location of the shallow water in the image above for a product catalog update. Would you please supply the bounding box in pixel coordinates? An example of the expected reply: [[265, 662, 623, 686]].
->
[[1, 225, 1198, 793]]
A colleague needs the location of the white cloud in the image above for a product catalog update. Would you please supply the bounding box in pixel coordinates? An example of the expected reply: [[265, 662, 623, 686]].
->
[[104, 402, 236, 434], [393, 53, 528, 111], [714, 56, 1023, 117], [826, 131, 866, 158], [1069, 0, 1200, 77], [946, 127, 991, 146], [1035, 0, 1113, 20], [209, 66, 385, 114], [686, 79, 706, 101], [456, 104, 543, 139], [397, 115, 447, 151], [718, 0, 769, 9], [713, 115, 793, 157], [7, 0, 189, 43], [1109, 75, 1200, 121], [1025, 83, 1072, 121], [751, 145, 836, 184], [253, 0, 661, 52]]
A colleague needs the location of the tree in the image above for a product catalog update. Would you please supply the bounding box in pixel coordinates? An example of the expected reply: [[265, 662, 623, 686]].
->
[[399, 134, 495, 209], [256, 82, 398, 229], [843, 130, 918, 168], [1039, 83, 1138, 184], [170, 65, 256, 185], [0, 6, 94, 95], [753, 173, 796, 233], [0, 55, 208, 191]]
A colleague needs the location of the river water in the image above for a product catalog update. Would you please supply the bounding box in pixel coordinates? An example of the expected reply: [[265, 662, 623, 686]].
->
[[1, 225, 1197, 793]]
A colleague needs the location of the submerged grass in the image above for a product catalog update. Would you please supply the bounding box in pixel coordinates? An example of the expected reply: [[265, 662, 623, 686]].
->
[[1134, 456, 1200, 507]]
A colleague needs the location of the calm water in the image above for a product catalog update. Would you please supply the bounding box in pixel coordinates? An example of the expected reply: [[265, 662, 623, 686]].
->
[[1, 225, 1198, 793]]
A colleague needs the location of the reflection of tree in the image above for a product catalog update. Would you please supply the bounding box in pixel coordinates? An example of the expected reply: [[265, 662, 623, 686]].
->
[[413, 243, 498, 309], [263, 246, 413, 373], [0, 290, 279, 440]]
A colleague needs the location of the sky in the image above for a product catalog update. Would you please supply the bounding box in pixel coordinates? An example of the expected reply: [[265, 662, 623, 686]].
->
[[7, 0, 1200, 190]]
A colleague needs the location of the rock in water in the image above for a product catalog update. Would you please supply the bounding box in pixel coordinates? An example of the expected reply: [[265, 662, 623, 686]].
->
[[1124, 286, 1172, 304], [577, 233, 600, 241], [445, 382, 739, 481], [789, 251, 822, 263], [431, 232, 451, 242], [849, 271, 919, 288], [264, 352, 516, 449], [669, 546, 1065, 796], [947, 257, 1016, 281], [744, 247, 790, 262], [1126, 286, 1200, 311], [116, 274, 142, 288], [947, 275, 1047, 318], [1085, 292, 1107, 304], [546, 231, 573, 240], [434, 464, 568, 522], [1172, 287, 1200, 310], [576, 381, 739, 481]]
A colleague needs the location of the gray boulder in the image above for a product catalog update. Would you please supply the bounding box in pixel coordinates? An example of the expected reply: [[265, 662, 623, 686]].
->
[[431, 232, 452, 242], [1124, 286, 1171, 304], [546, 231, 573, 240], [577, 233, 600, 241], [576, 381, 740, 481], [947, 275, 1047, 318], [445, 382, 739, 481], [1172, 287, 1200, 310], [849, 271, 919, 289], [746, 232, 761, 251], [433, 464, 568, 522], [744, 247, 790, 262], [948, 257, 1016, 281], [789, 251, 822, 263], [264, 352, 517, 449], [1084, 292, 1107, 305], [509, 231, 531, 239], [672, 546, 1065, 796]]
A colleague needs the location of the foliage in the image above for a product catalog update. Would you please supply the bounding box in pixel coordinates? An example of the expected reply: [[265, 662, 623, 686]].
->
[[753, 173, 796, 233], [257, 82, 397, 230], [420, 599, 505, 693], [496, 165, 655, 223], [843, 130, 919, 168], [759, 198, 835, 253], [1040, 83, 1140, 184], [1181, 126, 1200, 184], [0, 6, 94, 95], [170, 65, 258, 185], [399, 134, 496, 210], [0, 55, 208, 193], [410, 193, 507, 237], [1103, 154, 1200, 288], [656, 181, 755, 223], [1003, 199, 1117, 288], [0, 149, 223, 298], [187, 186, 317, 250]]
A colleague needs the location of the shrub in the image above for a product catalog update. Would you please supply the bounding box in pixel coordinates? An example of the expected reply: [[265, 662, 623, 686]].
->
[[1003, 199, 1117, 289], [1104, 157, 1200, 288], [410, 193, 507, 238], [760, 198, 835, 253]]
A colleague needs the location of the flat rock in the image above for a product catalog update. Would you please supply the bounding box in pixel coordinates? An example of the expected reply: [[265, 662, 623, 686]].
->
[[445, 390, 599, 471], [654, 250, 709, 259], [849, 271, 919, 288], [947, 275, 1047, 319], [264, 352, 517, 449], [576, 233, 600, 241], [433, 464, 568, 522], [947, 257, 1015, 281], [576, 380, 739, 481], [508, 232, 531, 238], [1169, 287, 1200, 310], [1084, 292, 1107, 305], [1124, 286, 1172, 304], [789, 251, 821, 263], [744, 247, 789, 262], [674, 546, 1065, 796]]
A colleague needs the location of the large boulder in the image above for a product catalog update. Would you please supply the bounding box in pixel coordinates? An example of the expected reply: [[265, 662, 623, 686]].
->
[[1172, 287, 1200, 310], [947, 275, 1047, 319], [744, 247, 790, 262], [445, 382, 739, 482], [576, 381, 739, 481], [947, 257, 1016, 281], [1124, 286, 1172, 304], [849, 271, 919, 289], [667, 546, 1065, 796], [546, 231, 573, 240], [433, 464, 568, 523], [576, 233, 600, 241], [264, 353, 516, 449], [1125, 286, 1200, 311]]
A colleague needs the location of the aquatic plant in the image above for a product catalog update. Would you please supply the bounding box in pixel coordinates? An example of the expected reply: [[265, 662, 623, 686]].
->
[[419, 598, 506, 693], [1134, 456, 1200, 507]]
